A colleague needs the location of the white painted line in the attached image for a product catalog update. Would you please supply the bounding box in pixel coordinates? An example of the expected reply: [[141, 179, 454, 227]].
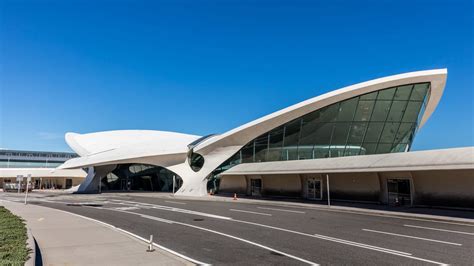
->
[[404, 224, 474, 236], [111, 199, 232, 220], [165, 200, 187, 205], [0, 199, 208, 265], [233, 219, 448, 265], [100, 207, 318, 265], [230, 209, 272, 216], [257, 207, 306, 214], [362, 229, 462, 246], [260, 203, 474, 227], [115, 206, 140, 211]]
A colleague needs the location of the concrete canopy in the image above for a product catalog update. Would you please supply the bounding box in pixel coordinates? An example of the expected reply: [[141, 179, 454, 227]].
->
[[219, 147, 474, 176]]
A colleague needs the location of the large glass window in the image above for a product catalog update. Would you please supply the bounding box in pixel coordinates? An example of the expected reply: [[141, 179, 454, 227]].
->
[[212, 82, 430, 176]]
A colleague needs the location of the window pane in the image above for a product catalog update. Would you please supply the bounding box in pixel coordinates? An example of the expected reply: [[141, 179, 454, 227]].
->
[[354, 100, 375, 121], [360, 143, 377, 155], [254, 144, 267, 162], [394, 85, 413, 100], [267, 127, 284, 161], [364, 122, 384, 142], [282, 120, 301, 160], [391, 143, 408, 152], [387, 101, 407, 122], [314, 146, 330, 159], [371, 100, 391, 121], [298, 145, 313, 160], [410, 83, 429, 101], [337, 98, 358, 122], [331, 122, 351, 145], [394, 123, 414, 144], [360, 91, 377, 100], [376, 143, 392, 154], [377, 87, 396, 100], [347, 122, 368, 144], [344, 145, 361, 156], [319, 103, 340, 122], [253, 134, 268, 162], [379, 122, 400, 143], [402, 101, 423, 122], [329, 145, 345, 158], [302, 123, 334, 159], [241, 143, 254, 163]]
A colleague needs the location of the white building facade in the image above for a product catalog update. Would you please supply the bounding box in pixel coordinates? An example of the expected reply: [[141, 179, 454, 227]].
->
[[57, 69, 474, 208]]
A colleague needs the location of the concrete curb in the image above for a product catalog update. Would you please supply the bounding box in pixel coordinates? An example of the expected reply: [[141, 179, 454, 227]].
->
[[25, 228, 36, 266]]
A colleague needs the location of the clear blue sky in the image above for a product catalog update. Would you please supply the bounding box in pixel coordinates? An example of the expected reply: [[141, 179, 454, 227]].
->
[[1, 0, 472, 152]]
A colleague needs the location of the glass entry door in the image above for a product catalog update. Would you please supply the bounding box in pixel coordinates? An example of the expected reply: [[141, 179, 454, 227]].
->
[[250, 179, 262, 196], [307, 178, 322, 200], [387, 179, 411, 206]]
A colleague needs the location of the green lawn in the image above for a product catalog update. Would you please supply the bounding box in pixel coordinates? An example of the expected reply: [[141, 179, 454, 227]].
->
[[0, 207, 30, 266]]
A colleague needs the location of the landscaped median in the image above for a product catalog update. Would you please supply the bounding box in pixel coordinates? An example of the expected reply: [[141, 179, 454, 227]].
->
[[0, 206, 30, 265]]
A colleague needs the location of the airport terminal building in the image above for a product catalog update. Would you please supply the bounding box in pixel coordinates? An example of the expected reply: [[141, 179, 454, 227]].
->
[[0, 150, 86, 189], [57, 69, 473, 208]]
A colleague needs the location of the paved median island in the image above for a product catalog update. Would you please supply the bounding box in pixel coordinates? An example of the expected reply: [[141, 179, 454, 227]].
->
[[0, 200, 192, 266]]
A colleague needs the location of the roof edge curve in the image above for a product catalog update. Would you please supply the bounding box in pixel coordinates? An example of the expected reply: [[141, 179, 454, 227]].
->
[[195, 69, 447, 154]]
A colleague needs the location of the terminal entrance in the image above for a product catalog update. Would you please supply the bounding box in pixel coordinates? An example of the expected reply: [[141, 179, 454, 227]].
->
[[306, 178, 322, 200], [100, 164, 182, 192], [387, 179, 411, 206], [250, 179, 262, 196]]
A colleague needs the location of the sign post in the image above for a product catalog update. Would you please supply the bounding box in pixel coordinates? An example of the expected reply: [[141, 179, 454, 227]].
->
[[16, 175, 23, 194], [24, 174, 31, 205]]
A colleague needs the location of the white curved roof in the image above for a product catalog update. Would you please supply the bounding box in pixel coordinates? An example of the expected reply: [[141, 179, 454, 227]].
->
[[59, 69, 447, 170], [59, 130, 200, 169], [195, 69, 447, 154]]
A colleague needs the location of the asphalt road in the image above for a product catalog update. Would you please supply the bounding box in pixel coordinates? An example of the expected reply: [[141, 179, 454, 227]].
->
[[2, 193, 473, 265]]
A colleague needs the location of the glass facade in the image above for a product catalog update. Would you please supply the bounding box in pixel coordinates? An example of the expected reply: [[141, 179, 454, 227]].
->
[[0, 149, 78, 168], [100, 164, 182, 192], [208, 82, 431, 192]]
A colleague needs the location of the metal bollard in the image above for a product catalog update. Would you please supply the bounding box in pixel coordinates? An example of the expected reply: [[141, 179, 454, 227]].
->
[[147, 234, 155, 252]]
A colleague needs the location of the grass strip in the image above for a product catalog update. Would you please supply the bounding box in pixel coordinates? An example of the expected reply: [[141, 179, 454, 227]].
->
[[0, 206, 30, 265]]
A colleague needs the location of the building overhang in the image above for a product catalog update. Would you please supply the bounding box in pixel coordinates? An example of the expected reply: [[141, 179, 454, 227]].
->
[[219, 147, 474, 176], [0, 168, 87, 178]]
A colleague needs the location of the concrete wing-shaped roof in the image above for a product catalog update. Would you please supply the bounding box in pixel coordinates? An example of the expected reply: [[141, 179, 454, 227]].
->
[[59, 130, 200, 169], [195, 69, 447, 155]]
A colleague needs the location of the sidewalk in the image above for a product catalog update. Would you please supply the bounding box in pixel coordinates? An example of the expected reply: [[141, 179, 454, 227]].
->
[[1, 201, 192, 266]]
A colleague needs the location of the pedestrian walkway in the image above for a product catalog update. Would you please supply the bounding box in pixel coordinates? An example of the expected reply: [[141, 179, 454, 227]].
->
[[1, 200, 191, 266]]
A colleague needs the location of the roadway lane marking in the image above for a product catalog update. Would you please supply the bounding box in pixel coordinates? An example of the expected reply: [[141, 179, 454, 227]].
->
[[404, 224, 474, 236], [115, 206, 140, 211], [230, 209, 272, 216], [101, 199, 448, 264], [0, 199, 209, 265], [255, 203, 474, 227], [232, 219, 448, 265], [362, 229, 462, 246], [257, 207, 306, 214], [111, 199, 232, 220], [164, 200, 187, 205], [99, 207, 318, 265]]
